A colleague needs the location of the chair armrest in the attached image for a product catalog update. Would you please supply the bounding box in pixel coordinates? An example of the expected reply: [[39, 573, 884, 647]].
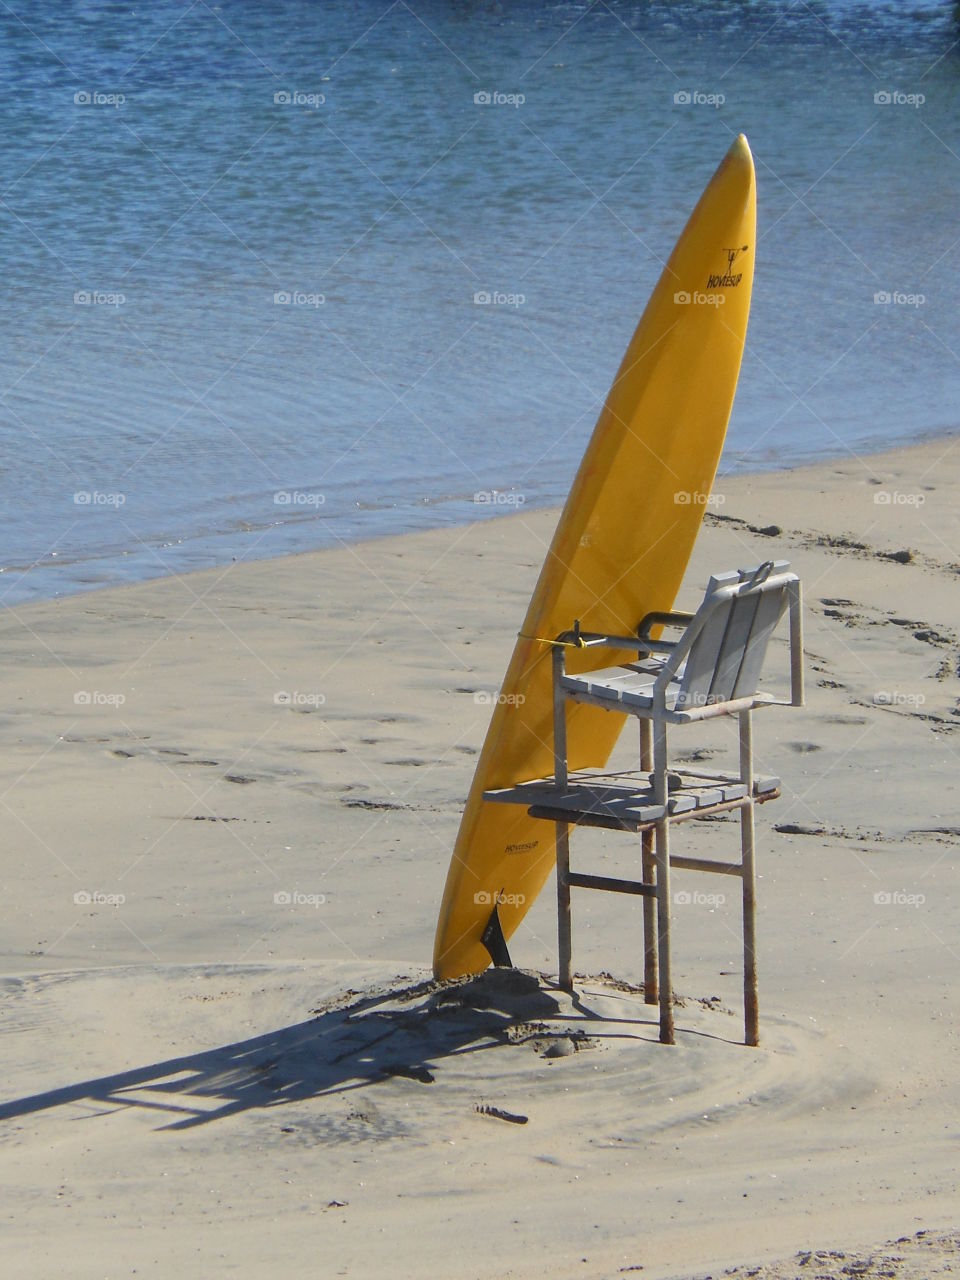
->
[[636, 610, 696, 655]]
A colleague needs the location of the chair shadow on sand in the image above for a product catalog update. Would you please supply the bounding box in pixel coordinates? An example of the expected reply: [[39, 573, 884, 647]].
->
[[0, 970, 663, 1132]]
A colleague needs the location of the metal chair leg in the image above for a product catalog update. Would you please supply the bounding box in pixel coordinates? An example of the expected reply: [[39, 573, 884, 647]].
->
[[552, 644, 574, 993], [740, 710, 759, 1046], [639, 718, 658, 1004], [653, 721, 674, 1044], [641, 829, 658, 1005], [556, 820, 573, 991]]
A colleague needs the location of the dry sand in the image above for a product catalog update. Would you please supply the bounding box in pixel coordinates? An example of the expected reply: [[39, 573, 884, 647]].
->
[[1, 437, 959, 1278]]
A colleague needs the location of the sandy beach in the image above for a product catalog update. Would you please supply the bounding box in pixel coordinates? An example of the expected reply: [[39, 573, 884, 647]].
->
[[1, 437, 959, 1278]]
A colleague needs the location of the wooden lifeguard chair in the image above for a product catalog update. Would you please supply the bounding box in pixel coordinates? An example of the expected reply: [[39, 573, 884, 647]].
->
[[485, 560, 803, 1046]]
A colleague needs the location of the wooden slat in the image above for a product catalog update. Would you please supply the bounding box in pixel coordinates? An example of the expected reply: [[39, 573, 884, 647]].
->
[[566, 872, 656, 896], [561, 666, 657, 708], [527, 790, 778, 833], [485, 769, 778, 802], [708, 592, 761, 702], [667, 792, 697, 814], [709, 563, 793, 704], [675, 570, 740, 709], [528, 805, 654, 832], [689, 788, 723, 808], [732, 586, 789, 699], [670, 855, 743, 877]]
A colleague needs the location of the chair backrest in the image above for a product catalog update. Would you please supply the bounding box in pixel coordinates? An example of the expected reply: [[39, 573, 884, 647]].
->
[[670, 561, 796, 711]]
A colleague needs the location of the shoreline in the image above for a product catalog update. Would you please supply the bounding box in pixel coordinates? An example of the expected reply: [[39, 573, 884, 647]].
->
[[5, 428, 960, 610], [1, 436, 959, 1276]]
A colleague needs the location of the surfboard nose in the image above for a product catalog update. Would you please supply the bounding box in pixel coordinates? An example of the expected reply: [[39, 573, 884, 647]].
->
[[713, 132, 755, 202], [728, 133, 753, 167]]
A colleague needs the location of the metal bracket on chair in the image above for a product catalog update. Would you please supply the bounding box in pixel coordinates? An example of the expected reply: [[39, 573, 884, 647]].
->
[[741, 560, 775, 590], [480, 902, 513, 969]]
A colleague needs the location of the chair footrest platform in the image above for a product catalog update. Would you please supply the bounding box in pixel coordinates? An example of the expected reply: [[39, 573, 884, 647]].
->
[[484, 768, 780, 832]]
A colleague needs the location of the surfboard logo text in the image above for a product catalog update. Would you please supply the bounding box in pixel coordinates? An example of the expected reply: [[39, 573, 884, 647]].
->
[[707, 245, 749, 289], [504, 840, 538, 856]]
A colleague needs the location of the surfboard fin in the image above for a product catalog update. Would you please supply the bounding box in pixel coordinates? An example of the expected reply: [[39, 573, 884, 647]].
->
[[480, 903, 513, 969]]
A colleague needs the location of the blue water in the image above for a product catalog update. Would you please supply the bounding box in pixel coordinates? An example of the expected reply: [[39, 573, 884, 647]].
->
[[1, 1, 959, 603]]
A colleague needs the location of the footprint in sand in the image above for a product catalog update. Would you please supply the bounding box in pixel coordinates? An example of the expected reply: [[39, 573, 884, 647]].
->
[[340, 797, 411, 811]]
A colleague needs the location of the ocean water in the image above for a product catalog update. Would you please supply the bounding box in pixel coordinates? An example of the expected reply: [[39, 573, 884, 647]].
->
[[1, 0, 958, 603]]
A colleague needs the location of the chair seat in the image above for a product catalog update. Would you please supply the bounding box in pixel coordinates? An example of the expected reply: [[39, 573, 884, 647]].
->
[[560, 663, 780, 719], [560, 661, 678, 710]]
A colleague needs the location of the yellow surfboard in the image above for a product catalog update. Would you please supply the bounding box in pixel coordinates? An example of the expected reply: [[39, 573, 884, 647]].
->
[[434, 135, 757, 980]]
